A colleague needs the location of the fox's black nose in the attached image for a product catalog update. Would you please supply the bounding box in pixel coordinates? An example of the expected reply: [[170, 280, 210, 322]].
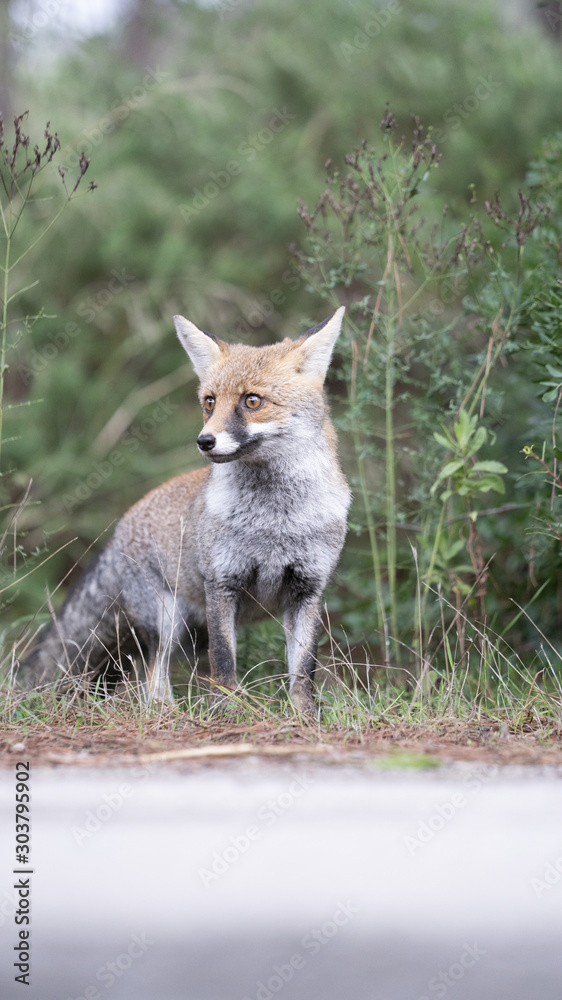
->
[[197, 434, 216, 452]]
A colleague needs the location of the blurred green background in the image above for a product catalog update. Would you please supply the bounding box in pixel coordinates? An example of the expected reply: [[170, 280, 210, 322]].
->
[[1, 0, 562, 672]]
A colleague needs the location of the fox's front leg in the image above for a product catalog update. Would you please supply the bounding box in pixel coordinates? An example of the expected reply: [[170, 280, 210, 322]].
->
[[143, 592, 184, 707], [144, 648, 176, 706], [284, 595, 322, 718], [204, 582, 238, 703]]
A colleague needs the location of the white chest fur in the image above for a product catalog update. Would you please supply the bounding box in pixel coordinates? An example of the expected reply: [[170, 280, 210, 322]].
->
[[201, 450, 350, 590]]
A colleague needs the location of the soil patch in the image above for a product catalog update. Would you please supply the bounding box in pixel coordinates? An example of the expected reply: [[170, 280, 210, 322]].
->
[[1, 717, 561, 768]]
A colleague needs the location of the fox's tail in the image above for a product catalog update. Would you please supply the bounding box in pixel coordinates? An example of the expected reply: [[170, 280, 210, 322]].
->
[[15, 547, 145, 692]]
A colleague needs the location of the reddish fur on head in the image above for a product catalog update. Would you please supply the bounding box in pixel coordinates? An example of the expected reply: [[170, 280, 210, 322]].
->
[[173, 307, 345, 453]]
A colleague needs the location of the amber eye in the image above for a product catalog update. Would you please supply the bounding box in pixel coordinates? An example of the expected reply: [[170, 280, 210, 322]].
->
[[204, 395, 215, 412], [244, 394, 262, 410]]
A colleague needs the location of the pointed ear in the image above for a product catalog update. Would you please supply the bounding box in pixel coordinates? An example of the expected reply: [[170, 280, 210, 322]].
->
[[295, 306, 345, 380], [174, 315, 223, 380]]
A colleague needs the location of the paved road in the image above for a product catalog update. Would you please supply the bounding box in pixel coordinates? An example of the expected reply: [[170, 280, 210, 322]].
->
[[1, 760, 561, 999]]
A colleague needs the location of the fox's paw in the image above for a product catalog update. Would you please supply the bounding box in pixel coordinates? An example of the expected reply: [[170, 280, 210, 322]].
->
[[208, 688, 244, 720], [142, 680, 176, 713], [290, 685, 321, 725]]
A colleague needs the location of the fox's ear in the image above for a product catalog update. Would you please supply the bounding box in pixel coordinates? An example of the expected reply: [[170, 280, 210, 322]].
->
[[295, 306, 345, 380], [174, 315, 223, 379]]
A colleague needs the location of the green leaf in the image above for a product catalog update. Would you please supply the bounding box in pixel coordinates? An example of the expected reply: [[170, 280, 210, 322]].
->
[[476, 474, 506, 494], [454, 409, 474, 448], [433, 431, 454, 451], [431, 459, 465, 493], [465, 425, 487, 458], [440, 537, 466, 559], [440, 459, 465, 477], [472, 460, 508, 474]]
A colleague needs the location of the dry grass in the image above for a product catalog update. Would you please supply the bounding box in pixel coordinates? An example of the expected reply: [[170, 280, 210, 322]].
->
[[1, 697, 562, 770], [3, 604, 562, 771]]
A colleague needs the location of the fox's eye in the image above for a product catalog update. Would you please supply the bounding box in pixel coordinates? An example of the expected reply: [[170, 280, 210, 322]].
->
[[244, 394, 262, 410], [204, 396, 215, 411]]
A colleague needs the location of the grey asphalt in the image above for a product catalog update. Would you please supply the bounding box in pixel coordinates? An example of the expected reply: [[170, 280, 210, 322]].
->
[[1, 759, 561, 999]]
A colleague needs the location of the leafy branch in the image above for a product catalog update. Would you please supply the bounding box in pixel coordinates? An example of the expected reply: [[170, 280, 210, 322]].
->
[[0, 111, 96, 472]]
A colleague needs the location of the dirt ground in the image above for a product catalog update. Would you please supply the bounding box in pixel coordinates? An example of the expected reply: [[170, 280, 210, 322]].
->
[[2, 717, 562, 768]]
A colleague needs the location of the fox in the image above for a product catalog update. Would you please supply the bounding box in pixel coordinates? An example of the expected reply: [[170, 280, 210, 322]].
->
[[18, 305, 351, 716]]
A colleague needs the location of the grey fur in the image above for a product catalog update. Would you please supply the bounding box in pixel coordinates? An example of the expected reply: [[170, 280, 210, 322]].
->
[[18, 309, 351, 715]]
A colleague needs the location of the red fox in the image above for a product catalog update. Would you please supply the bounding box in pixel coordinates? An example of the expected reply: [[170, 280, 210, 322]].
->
[[19, 306, 350, 715]]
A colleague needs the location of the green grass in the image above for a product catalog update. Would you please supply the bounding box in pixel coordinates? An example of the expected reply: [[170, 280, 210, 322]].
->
[[2, 604, 561, 747]]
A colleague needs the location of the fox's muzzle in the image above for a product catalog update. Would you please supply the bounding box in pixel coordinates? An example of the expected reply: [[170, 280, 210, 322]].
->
[[197, 428, 242, 462], [196, 427, 262, 463], [197, 433, 216, 453]]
